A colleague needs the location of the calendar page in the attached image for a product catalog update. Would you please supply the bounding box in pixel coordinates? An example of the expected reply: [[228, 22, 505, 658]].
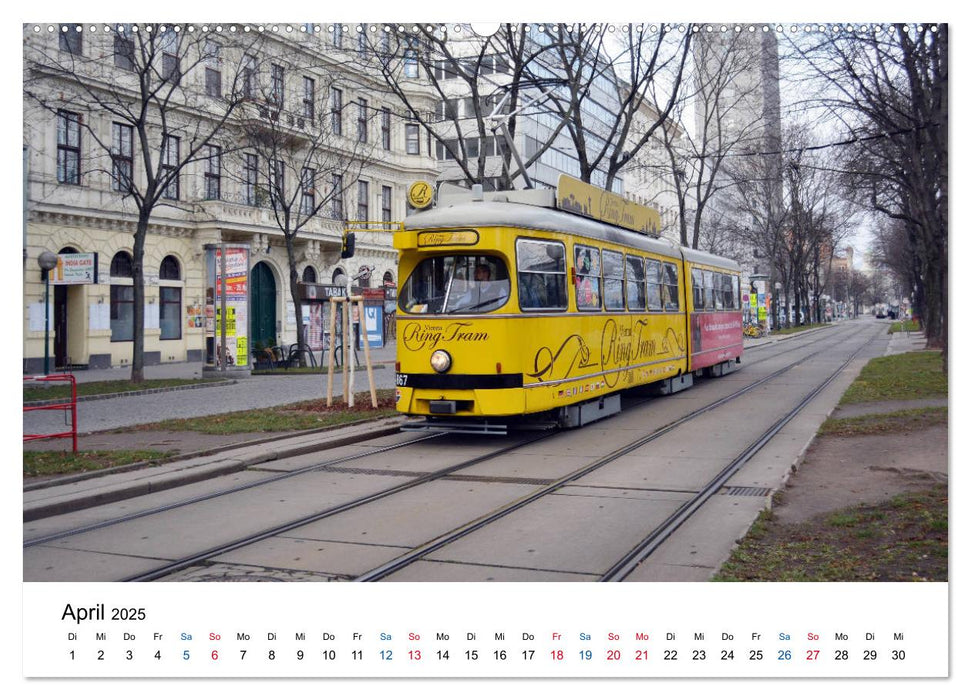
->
[[17, 7, 957, 699]]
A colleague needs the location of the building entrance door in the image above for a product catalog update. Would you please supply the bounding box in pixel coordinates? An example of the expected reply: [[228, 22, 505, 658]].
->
[[249, 261, 276, 348], [54, 285, 68, 368]]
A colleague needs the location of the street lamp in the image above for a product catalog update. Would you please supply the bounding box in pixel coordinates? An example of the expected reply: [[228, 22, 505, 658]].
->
[[37, 250, 59, 375]]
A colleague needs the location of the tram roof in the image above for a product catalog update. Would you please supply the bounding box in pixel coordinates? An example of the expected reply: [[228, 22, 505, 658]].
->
[[404, 199, 740, 272]]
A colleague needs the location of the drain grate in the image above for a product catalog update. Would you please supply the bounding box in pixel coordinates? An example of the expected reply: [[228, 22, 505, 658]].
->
[[721, 486, 772, 497]]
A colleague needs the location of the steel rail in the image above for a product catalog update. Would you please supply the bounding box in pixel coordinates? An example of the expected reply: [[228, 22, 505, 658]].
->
[[354, 323, 873, 581], [599, 324, 881, 581], [123, 431, 555, 581]]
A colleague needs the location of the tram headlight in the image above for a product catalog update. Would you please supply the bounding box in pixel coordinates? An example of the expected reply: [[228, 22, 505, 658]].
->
[[430, 350, 452, 373]]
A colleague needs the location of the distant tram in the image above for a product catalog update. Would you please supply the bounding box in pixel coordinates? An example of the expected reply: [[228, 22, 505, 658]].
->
[[393, 175, 744, 432]]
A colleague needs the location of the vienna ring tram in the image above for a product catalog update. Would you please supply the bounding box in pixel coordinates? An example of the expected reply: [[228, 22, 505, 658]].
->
[[393, 175, 744, 434]]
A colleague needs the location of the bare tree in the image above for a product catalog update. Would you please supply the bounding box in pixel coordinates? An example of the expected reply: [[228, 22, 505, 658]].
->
[[535, 24, 692, 192], [24, 24, 259, 381], [367, 23, 572, 190], [652, 29, 775, 250], [235, 52, 381, 365], [791, 24, 947, 367]]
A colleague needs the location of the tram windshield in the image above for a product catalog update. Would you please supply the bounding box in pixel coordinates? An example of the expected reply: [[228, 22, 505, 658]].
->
[[399, 254, 510, 314]]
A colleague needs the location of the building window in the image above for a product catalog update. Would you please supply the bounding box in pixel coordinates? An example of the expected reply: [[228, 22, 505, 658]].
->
[[358, 25, 368, 54], [357, 180, 369, 222], [159, 255, 182, 340], [303, 77, 315, 120], [331, 174, 344, 219], [160, 134, 180, 200], [203, 40, 221, 97], [357, 98, 368, 143], [59, 25, 82, 55], [301, 168, 316, 215], [111, 122, 133, 193], [403, 38, 418, 78], [114, 30, 134, 70], [243, 153, 258, 205], [331, 88, 342, 135], [162, 52, 180, 84], [331, 24, 344, 48], [205, 67, 222, 98], [381, 185, 392, 223], [160, 286, 182, 340], [243, 55, 257, 98], [381, 107, 391, 150], [405, 123, 420, 155], [270, 64, 284, 106], [269, 159, 284, 206], [204, 144, 221, 200], [302, 266, 317, 283], [56, 111, 81, 185], [110, 251, 134, 342]]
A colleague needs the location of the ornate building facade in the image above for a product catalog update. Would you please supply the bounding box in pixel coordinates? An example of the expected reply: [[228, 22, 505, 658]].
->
[[23, 23, 439, 372]]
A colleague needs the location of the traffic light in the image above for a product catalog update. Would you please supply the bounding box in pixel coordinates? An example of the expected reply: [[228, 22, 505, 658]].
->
[[341, 231, 355, 259]]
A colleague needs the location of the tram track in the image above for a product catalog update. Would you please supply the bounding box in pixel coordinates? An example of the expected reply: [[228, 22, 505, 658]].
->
[[353, 322, 878, 581], [25, 322, 840, 551], [110, 322, 871, 583]]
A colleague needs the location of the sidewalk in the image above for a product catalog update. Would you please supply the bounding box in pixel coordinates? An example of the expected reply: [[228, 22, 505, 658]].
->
[[60, 341, 398, 384], [23, 342, 399, 435]]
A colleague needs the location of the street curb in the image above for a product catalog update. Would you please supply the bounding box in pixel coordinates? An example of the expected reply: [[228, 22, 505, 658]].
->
[[23, 418, 407, 521]]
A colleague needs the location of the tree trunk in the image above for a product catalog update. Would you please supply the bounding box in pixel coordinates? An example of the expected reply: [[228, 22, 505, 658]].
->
[[130, 214, 149, 383]]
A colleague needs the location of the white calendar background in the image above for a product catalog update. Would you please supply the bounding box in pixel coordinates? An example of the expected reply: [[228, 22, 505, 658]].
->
[[23, 582, 947, 680]]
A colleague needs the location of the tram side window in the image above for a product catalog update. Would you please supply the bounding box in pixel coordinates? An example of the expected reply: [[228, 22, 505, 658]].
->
[[646, 259, 663, 311], [516, 239, 567, 311], [626, 256, 646, 311], [722, 274, 736, 310], [735, 275, 742, 310], [714, 272, 725, 310], [602, 250, 625, 311], [663, 263, 680, 312], [692, 269, 705, 310], [703, 270, 715, 310], [574, 245, 601, 310]]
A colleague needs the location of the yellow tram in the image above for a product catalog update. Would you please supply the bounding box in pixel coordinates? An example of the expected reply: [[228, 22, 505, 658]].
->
[[393, 175, 744, 432]]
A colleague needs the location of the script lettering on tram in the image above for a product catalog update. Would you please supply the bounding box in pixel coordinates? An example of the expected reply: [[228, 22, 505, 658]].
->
[[417, 230, 479, 247], [402, 321, 490, 351], [527, 318, 686, 389]]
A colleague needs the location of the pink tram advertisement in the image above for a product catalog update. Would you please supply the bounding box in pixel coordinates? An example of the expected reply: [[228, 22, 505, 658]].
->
[[690, 311, 744, 370]]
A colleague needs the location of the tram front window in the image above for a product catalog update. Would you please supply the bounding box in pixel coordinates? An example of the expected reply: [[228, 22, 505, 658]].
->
[[400, 255, 510, 314]]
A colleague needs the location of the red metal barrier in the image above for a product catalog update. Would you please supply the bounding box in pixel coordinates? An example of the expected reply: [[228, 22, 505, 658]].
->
[[24, 374, 78, 453]]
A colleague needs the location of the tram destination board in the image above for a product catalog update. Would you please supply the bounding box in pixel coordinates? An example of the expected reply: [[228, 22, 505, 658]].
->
[[23, 583, 946, 678]]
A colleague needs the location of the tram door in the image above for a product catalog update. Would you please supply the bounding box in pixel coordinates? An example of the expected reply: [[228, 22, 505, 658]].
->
[[249, 261, 277, 347]]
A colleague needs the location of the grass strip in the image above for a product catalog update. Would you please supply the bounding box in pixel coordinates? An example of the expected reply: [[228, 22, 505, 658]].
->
[[819, 407, 947, 437], [130, 390, 398, 435], [839, 350, 946, 405], [24, 378, 222, 402], [24, 450, 175, 477], [714, 485, 947, 582]]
